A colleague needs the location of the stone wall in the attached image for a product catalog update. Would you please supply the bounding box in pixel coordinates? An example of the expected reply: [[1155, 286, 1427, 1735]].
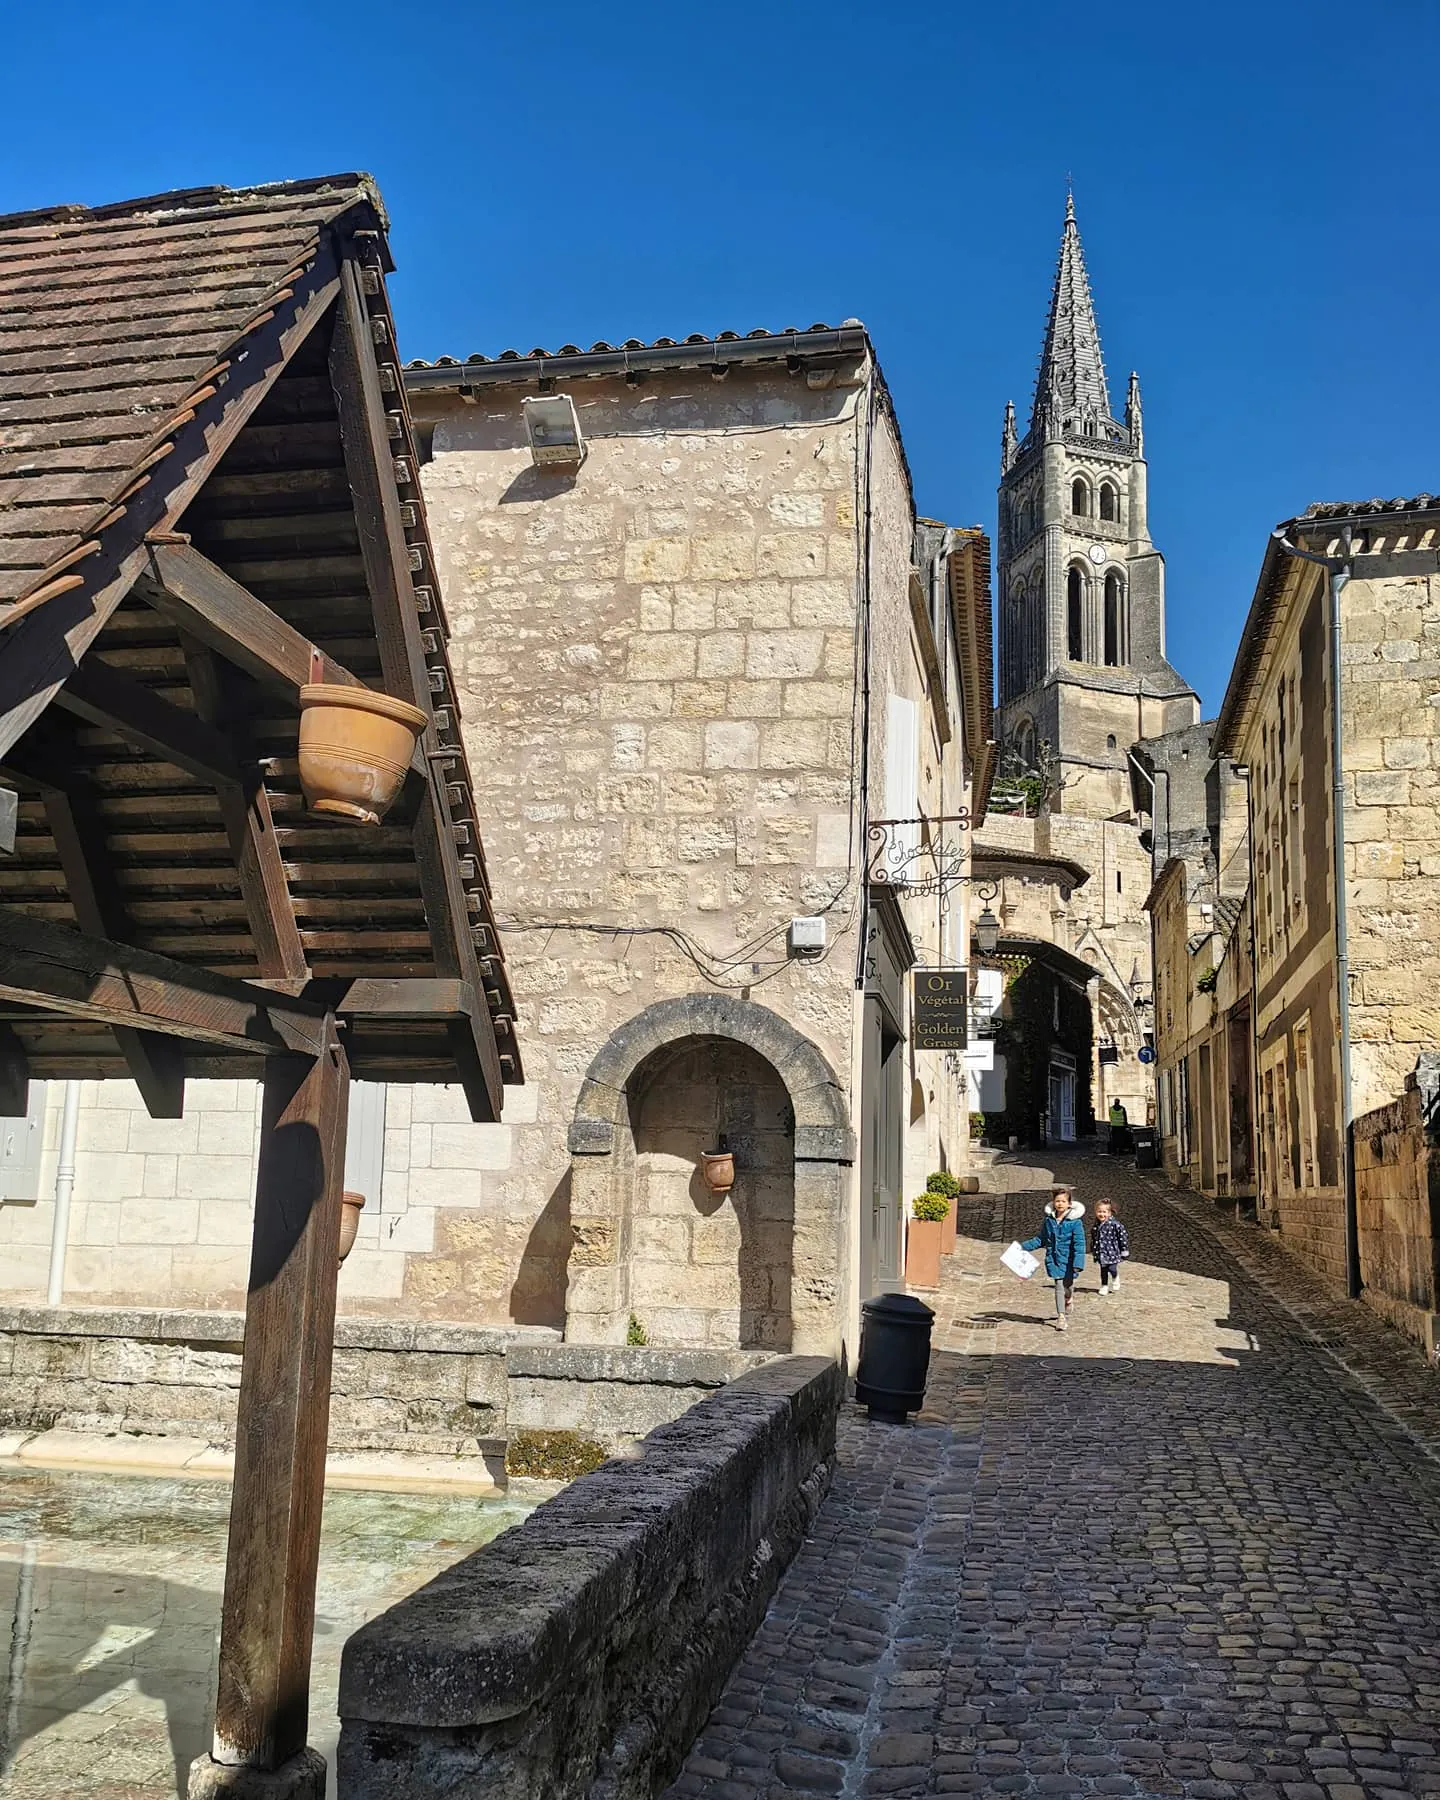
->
[[0, 1076, 534, 1313], [1353, 1062, 1440, 1358], [337, 1355, 841, 1800], [1340, 567, 1440, 1114], [0, 1305, 769, 1463]]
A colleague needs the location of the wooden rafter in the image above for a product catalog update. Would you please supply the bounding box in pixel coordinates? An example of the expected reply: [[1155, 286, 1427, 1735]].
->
[[328, 255, 503, 1121], [0, 911, 329, 1057], [2, 738, 185, 1115], [52, 654, 242, 787], [136, 541, 368, 697], [182, 641, 308, 981]]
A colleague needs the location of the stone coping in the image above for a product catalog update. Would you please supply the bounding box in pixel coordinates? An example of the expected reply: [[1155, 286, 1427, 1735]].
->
[[338, 1355, 841, 1796], [0, 1427, 507, 1494], [504, 1344, 773, 1386], [0, 1303, 561, 1355]]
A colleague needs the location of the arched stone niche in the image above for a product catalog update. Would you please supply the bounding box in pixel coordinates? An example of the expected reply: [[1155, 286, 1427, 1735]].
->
[[565, 995, 855, 1354]]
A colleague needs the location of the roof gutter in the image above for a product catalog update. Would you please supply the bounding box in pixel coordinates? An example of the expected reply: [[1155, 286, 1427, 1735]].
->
[[403, 326, 871, 393]]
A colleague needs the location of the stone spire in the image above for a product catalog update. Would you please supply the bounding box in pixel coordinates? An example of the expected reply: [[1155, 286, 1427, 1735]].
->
[[1125, 371, 1144, 456], [1001, 399, 1017, 473], [1029, 193, 1112, 434]]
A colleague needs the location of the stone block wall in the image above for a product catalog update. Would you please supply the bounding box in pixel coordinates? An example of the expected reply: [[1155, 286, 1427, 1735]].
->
[[0, 1305, 770, 1460], [338, 1355, 841, 1800], [0, 1077, 538, 1315], [1353, 1066, 1440, 1357], [1341, 568, 1440, 1114]]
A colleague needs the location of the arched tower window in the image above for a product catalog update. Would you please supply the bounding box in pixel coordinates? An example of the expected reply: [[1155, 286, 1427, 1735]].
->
[[1070, 477, 1090, 517], [1099, 481, 1119, 522], [1067, 565, 1084, 661], [1104, 571, 1126, 667], [1015, 717, 1037, 772]]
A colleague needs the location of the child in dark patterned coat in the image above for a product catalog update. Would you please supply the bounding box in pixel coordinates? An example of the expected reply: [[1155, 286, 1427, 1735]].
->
[[1093, 1199, 1129, 1295]]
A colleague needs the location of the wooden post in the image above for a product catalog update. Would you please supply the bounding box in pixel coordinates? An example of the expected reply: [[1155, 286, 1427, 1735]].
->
[[189, 1015, 349, 1800]]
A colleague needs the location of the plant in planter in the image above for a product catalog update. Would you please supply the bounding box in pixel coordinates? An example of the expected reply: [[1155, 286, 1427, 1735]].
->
[[905, 1191, 949, 1289], [926, 1171, 961, 1254]]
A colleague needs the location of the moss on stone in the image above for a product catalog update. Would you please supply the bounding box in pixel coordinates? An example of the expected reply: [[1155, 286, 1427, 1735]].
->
[[504, 1428, 607, 1481]]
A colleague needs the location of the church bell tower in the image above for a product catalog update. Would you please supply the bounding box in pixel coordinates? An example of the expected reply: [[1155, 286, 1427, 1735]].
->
[[997, 196, 1198, 815]]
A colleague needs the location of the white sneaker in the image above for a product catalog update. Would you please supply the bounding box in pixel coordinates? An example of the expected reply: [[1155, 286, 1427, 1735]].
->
[[1054, 1315, 1068, 1331], [1099, 1286, 1110, 1298]]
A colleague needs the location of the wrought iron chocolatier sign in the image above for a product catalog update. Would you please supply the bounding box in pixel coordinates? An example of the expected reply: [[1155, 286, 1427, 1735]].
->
[[866, 810, 973, 908], [911, 968, 968, 1051]]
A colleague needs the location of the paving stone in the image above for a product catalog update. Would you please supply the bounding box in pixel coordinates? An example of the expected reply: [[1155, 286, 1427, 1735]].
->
[[667, 1147, 1440, 1800]]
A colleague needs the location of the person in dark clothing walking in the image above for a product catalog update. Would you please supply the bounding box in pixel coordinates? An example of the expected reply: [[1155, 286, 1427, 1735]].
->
[[1021, 1185, 1086, 1331], [1093, 1199, 1130, 1295]]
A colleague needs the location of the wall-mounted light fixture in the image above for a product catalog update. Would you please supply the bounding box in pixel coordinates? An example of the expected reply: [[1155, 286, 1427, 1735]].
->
[[972, 881, 1002, 957], [521, 393, 585, 468]]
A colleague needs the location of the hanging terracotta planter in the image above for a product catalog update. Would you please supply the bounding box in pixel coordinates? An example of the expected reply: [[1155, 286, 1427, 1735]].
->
[[700, 1151, 735, 1194], [338, 1190, 367, 1265], [297, 684, 429, 825]]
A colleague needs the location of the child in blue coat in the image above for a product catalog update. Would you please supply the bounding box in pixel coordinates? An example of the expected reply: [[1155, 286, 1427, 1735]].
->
[[1021, 1185, 1086, 1331]]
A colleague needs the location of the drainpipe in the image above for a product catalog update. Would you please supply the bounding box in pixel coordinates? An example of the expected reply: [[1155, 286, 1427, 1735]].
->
[[46, 1080, 81, 1307], [1271, 525, 1359, 1298]]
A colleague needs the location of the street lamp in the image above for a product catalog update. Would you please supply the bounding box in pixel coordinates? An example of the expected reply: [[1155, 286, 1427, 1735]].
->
[[973, 882, 1001, 957]]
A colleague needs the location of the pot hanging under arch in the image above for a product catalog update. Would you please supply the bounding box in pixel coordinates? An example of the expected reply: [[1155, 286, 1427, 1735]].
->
[[297, 684, 429, 826], [700, 1150, 735, 1194]]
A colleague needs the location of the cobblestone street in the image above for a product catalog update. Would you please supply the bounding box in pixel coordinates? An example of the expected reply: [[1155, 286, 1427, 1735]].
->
[[669, 1149, 1440, 1800]]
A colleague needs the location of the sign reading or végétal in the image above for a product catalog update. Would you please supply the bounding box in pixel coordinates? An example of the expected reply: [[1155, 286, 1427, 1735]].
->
[[911, 968, 968, 1050]]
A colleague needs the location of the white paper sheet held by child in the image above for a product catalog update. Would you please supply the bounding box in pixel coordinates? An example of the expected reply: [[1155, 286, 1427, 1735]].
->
[[1000, 1241, 1039, 1280]]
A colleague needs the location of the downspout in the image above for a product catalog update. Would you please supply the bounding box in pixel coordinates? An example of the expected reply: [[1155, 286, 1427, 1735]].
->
[[1271, 525, 1359, 1298], [46, 1080, 81, 1307]]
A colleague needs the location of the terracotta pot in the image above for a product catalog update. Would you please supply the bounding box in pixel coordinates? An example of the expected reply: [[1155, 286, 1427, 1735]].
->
[[904, 1217, 944, 1290], [298, 684, 429, 825], [700, 1151, 735, 1194], [940, 1196, 957, 1255], [958, 1175, 980, 1194], [338, 1189, 366, 1265]]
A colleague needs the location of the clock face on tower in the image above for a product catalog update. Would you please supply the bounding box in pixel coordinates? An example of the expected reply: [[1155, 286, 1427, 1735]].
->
[[1087, 542, 1107, 565]]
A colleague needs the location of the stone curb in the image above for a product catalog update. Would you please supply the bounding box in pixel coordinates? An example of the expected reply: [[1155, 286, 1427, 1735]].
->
[[0, 1427, 506, 1494], [1134, 1166, 1440, 1469]]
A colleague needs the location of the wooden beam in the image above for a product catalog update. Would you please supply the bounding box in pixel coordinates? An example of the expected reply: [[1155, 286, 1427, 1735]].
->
[[53, 656, 242, 788], [328, 257, 502, 1122], [206, 1016, 348, 1786], [0, 785, 15, 857], [183, 641, 309, 982], [0, 243, 342, 764], [0, 1024, 29, 1117], [9, 744, 187, 1117], [137, 543, 365, 696], [0, 912, 326, 1057]]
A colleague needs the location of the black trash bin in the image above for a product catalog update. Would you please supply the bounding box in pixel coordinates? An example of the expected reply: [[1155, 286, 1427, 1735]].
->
[[854, 1292, 935, 1422], [1133, 1126, 1158, 1169]]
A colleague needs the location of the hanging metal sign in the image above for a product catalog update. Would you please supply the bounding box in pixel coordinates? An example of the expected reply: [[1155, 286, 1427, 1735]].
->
[[911, 968, 968, 1050]]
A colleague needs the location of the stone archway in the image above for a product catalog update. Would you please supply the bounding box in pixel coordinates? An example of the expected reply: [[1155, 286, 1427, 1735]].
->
[[564, 996, 854, 1355]]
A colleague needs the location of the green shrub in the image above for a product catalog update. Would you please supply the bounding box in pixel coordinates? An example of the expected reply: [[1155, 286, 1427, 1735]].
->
[[912, 1192, 950, 1223], [505, 1429, 607, 1481], [926, 1171, 961, 1198], [969, 1112, 987, 1139], [626, 1312, 648, 1346]]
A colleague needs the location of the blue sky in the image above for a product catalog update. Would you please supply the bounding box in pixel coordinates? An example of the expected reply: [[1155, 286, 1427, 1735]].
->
[[5, 0, 1437, 712]]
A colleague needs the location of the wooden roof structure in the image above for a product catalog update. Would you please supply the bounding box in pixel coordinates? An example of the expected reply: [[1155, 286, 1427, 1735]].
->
[[0, 174, 520, 1121]]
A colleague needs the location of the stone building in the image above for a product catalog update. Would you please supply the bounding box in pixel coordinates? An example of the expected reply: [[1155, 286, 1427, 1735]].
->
[[0, 303, 994, 1361], [1143, 496, 1440, 1353], [1132, 720, 1251, 1193], [400, 326, 995, 1352], [1208, 496, 1440, 1300], [972, 197, 1200, 1137]]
